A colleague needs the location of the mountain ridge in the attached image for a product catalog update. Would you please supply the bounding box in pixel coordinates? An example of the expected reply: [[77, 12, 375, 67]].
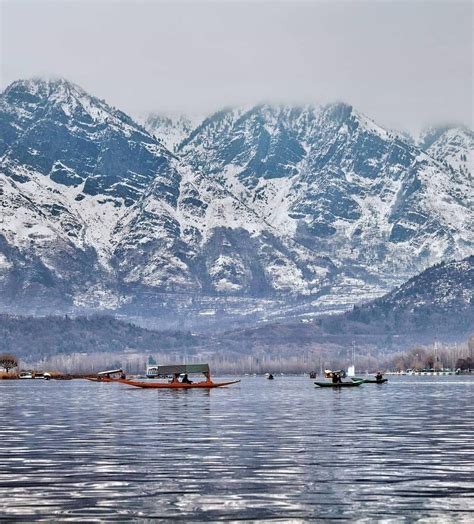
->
[[0, 77, 472, 325]]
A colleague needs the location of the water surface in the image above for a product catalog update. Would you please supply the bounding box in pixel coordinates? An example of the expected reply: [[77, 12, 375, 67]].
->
[[0, 376, 473, 521]]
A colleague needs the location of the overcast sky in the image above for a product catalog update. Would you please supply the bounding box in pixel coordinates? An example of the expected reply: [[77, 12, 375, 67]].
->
[[1, 0, 472, 133]]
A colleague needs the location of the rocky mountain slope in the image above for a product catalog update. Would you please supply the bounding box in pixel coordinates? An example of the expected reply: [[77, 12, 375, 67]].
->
[[0, 79, 337, 318], [179, 105, 472, 283], [418, 125, 473, 177], [0, 78, 472, 324]]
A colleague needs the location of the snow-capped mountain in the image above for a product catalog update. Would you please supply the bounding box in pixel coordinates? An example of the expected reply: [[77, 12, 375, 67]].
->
[[0, 78, 472, 322], [142, 113, 200, 152], [0, 78, 184, 310], [179, 104, 473, 282], [0, 79, 337, 315], [418, 125, 473, 176]]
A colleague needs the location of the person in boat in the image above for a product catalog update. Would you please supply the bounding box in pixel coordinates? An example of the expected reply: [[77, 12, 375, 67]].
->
[[181, 373, 193, 384], [170, 373, 180, 384], [268, 373, 274, 380], [120, 371, 126, 379], [332, 372, 342, 384], [375, 371, 384, 382]]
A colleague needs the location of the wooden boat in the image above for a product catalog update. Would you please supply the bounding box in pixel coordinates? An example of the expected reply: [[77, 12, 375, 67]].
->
[[120, 378, 240, 389], [352, 377, 388, 384], [85, 377, 121, 383], [315, 379, 364, 388], [120, 363, 240, 389], [85, 368, 125, 382]]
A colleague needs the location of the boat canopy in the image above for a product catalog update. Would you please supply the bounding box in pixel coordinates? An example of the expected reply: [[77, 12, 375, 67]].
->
[[153, 364, 210, 376], [98, 369, 123, 376]]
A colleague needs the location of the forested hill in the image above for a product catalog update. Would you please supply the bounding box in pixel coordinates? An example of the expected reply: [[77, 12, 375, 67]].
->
[[0, 315, 205, 360], [342, 255, 473, 333], [1, 257, 471, 361], [219, 256, 474, 353]]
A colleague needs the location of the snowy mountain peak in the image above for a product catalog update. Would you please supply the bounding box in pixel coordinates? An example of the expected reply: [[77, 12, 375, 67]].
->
[[0, 77, 174, 205], [418, 125, 473, 176], [142, 112, 202, 152], [0, 78, 472, 322]]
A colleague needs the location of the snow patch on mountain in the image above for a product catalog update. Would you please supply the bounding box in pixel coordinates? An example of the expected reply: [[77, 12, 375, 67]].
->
[[142, 112, 204, 152], [1, 78, 472, 321]]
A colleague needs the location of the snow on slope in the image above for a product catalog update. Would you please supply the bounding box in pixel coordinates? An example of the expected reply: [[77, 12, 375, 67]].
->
[[180, 104, 473, 284], [419, 126, 473, 175], [0, 79, 340, 311], [1, 78, 472, 319], [142, 113, 204, 152]]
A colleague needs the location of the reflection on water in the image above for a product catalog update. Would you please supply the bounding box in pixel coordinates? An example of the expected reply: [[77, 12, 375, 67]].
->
[[0, 376, 473, 521]]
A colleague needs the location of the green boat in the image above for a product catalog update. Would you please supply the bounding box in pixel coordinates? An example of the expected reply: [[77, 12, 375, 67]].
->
[[315, 379, 364, 388], [352, 377, 388, 384]]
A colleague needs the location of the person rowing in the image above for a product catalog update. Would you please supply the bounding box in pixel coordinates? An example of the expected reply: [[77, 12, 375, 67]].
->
[[181, 373, 193, 384]]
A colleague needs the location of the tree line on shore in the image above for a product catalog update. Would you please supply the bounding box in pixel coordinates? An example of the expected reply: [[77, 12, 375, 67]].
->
[[2, 337, 471, 376]]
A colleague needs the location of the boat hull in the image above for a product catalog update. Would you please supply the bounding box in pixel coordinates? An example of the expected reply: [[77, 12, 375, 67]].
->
[[315, 380, 363, 388], [119, 379, 240, 389], [85, 377, 121, 383], [352, 377, 388, 384]]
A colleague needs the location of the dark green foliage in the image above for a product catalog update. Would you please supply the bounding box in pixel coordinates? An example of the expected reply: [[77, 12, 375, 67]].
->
[[0, 315, 204, 360]]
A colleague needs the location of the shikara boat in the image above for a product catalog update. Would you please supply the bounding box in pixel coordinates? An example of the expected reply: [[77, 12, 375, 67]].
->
[[352, 377, 388, 384], [120, 378, 240, 389], [120, 364, 240, 389], [85, 369, 125, 382], [315, 379, 364, 388]]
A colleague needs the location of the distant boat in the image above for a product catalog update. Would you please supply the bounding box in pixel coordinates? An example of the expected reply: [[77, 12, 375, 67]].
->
[[315, 379, 364, 388], [19, 372, 33, 379], [352, 377, 388, 384], [120, 364, 240, 389], [85, 369, 125, 382]]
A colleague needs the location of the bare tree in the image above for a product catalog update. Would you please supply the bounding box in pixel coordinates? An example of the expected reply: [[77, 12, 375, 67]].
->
[[0, 354, 19, 373]]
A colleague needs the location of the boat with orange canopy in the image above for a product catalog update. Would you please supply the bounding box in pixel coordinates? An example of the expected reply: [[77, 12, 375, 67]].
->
[[119, 364, 240, 389]]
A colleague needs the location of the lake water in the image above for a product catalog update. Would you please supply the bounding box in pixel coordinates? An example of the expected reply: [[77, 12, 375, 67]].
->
[[0, 376, 473, 521]]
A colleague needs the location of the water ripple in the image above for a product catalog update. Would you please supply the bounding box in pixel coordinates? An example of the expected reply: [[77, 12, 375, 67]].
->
[[0, 376, 473, 521]]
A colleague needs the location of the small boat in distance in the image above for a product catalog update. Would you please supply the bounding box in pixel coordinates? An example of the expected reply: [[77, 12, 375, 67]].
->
[[352, 371, 388, 384], [86, 369, 125, 382], [121, 364, 240, 389], [352, 377, 388, 384], [315, 379, 364, 388]]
